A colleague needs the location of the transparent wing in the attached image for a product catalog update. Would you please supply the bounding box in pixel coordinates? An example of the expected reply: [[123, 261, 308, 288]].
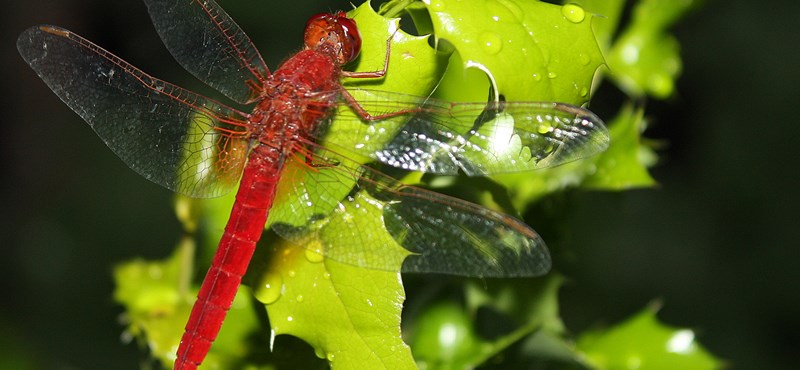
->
[[17, 26, 251, 198], [320, 89, 609, 176], [143, 0, 270, 104], [268, 142, 550, 278]]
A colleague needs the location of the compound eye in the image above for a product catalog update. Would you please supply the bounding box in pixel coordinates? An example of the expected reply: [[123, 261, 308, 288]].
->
[[335, 13, 362, 63]]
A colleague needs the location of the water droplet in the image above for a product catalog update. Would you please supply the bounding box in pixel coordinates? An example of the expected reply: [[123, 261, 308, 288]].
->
[[254, 272, 283, 305], [537, 124, 552, 134], [327, 353, 335, 362], [287, 316, 294, 322], [580, 86, 589, 97], [304, 245, 324, 263], [430, 0, 445, 11], [287, 270, 296, 278], [479, 32, 503, 55], [532, 73, 542, 81], [547, 71, 558, 79], [561, 4, 586, 23], [578, 53, 591, 65], [295, 294, 304, 303]]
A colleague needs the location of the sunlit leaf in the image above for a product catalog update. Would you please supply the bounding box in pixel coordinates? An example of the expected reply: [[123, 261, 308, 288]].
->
[[412, 0, 608, 208], [583, 104, 657, 189], [255, 234, 414, 369], [576, 306, 723, 370], [426, 0, 604, 105]]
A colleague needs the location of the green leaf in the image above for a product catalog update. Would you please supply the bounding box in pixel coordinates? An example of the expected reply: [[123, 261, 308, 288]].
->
[[330, 2, 448, 159], [576, 306, 723, 370], [408, 301, 481, 368], [583, 104, 657, 189], [255, 238, 415, 369], [605, 0, 699, 99], [413, 0, 608, 208], [426, 0, 604, 105], [570, 0, 627, 49], [113, 237, 258, 369], [465, 274, 564, 334], [408, 274, 574, 369]]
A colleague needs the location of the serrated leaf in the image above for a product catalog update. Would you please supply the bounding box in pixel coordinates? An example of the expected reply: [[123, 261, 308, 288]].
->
[[113, 237, 258, 369], [408, 275, 569, 369], [255, 238, 414, 369], [583, 104, 657, 189], [570, 0, 627, 49], [576, 306, 723, 370], [426, 0, 604, 105], [605, 0, 698, 99], [415, 0, 607, 208]]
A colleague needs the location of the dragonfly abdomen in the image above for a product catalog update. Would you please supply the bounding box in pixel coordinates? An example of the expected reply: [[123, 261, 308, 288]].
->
[[175, 144, 283, 369]]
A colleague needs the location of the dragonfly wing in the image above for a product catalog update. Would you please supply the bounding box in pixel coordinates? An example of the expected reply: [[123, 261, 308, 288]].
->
[[269, 142, 550, 277], [18, 26, 249, 198], [143, 0, 269, 104], [324, 89, 609, 175]]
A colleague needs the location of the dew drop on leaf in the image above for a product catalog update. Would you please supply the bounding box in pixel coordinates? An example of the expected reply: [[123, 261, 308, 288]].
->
[[562, 3, 586, 23], [479, 32, 503, 55], [254, 272, 283, 305]]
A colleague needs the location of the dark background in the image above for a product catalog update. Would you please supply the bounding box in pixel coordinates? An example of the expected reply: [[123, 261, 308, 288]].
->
[[2, 0, 797, 369]]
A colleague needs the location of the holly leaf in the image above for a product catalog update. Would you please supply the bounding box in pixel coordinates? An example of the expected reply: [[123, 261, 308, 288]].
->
[[255, 192, 415, 369], [413, 0, 608, 208], [113, 236, 258, 369], [576, 305, 723, 369], [583, 104, 657, 189], [427, 0, 604, 105], [604, 0, 699, 99]]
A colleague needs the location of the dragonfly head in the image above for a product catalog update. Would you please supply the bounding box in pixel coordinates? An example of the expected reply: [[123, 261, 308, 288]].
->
[[304, 11, 362, 65]]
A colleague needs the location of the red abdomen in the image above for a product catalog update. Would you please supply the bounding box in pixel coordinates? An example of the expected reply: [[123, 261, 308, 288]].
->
[[174, 144, 283, 369]]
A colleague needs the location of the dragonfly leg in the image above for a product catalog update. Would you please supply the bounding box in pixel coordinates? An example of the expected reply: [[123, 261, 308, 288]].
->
[[340, 31, 395, 79], [340, 88, 421, 122]]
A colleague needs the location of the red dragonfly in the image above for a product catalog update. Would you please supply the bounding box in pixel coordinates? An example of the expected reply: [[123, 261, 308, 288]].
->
[[18, 0, 608, 368]]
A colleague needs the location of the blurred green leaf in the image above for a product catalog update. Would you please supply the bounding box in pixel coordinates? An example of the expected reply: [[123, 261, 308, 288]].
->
[[605, 0, 698, 99], [409, 275, 578, 369], [409, 301, 480, 369], [576, 306, 723, 370], [466, 274, 564, 334], [113, 237, 258, 369], [583, 104, 657, 189]]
